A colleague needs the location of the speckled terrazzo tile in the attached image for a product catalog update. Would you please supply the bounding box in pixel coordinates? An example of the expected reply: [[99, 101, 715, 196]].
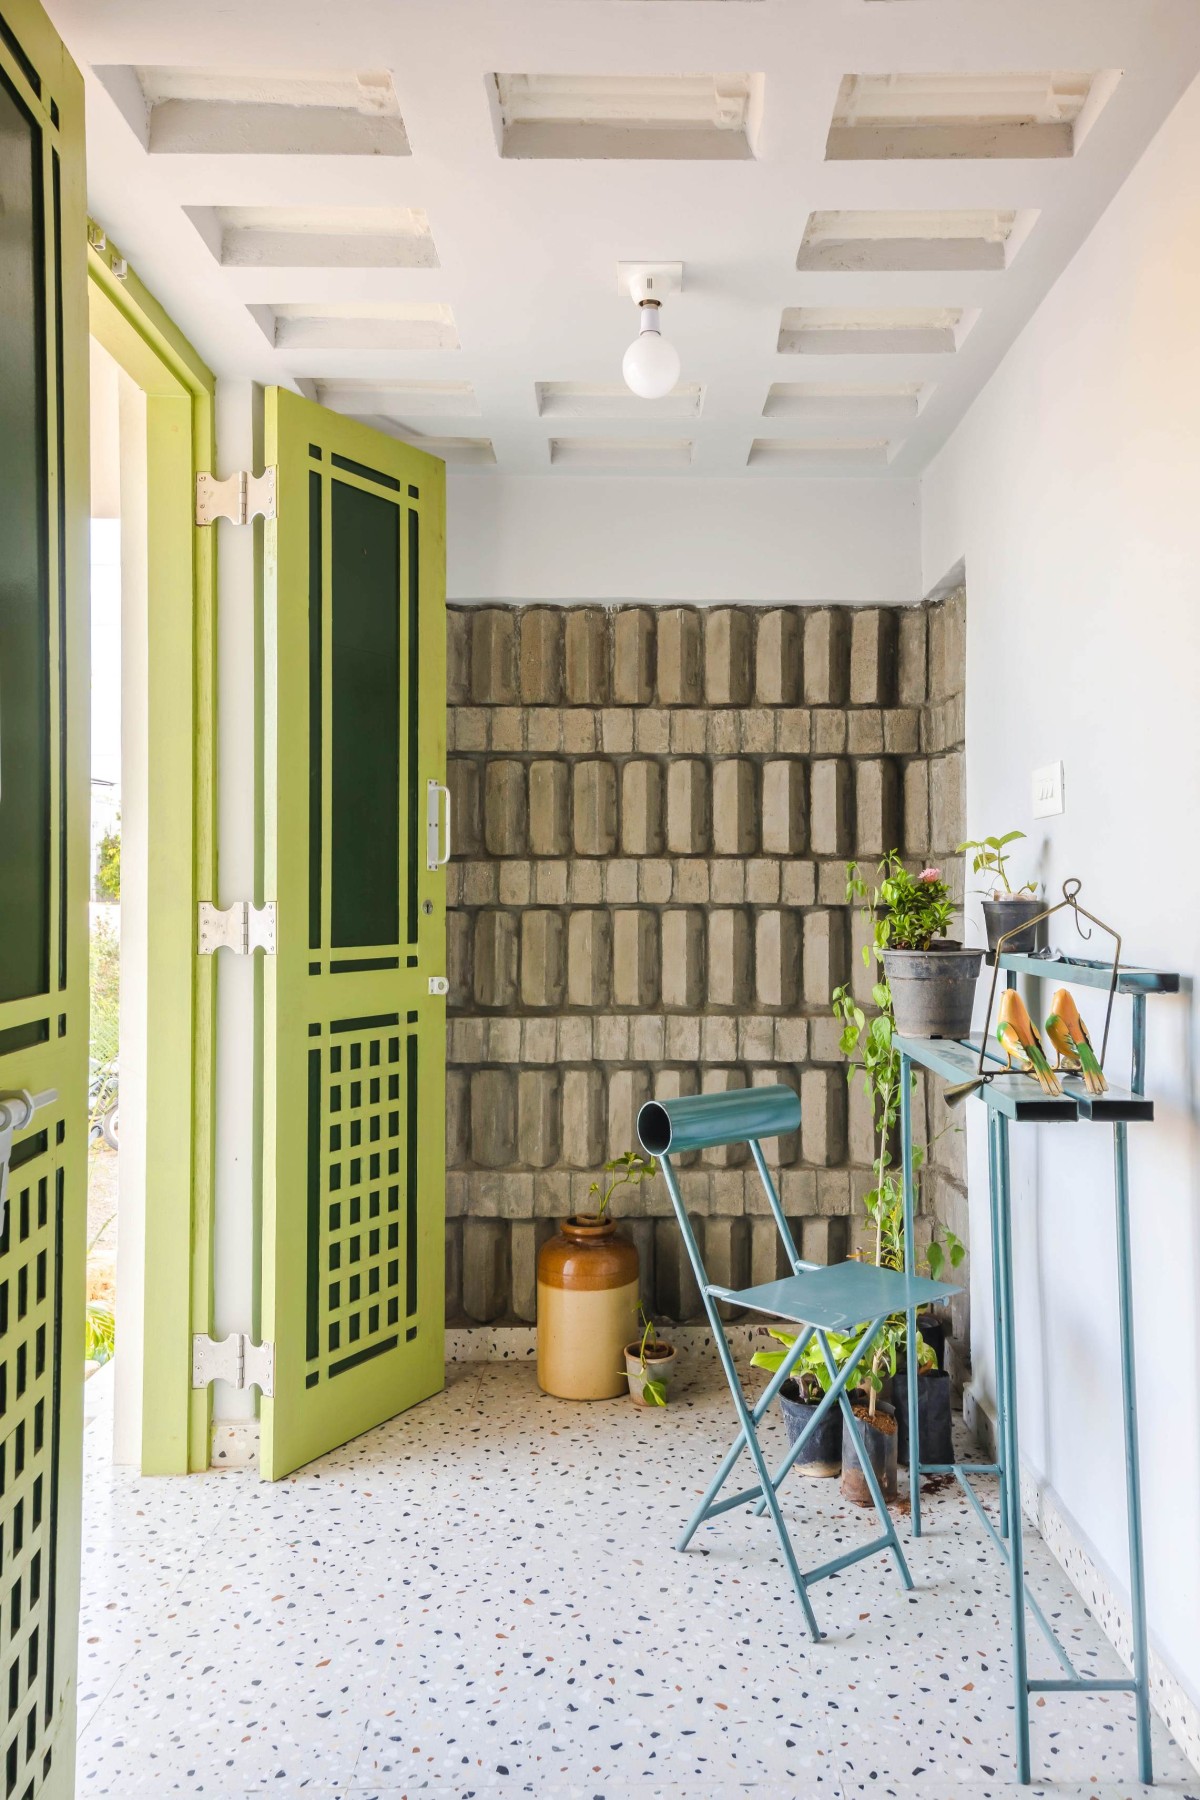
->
[[76, 1628, 385, 1795], [77, 1360, 1199, 1800]]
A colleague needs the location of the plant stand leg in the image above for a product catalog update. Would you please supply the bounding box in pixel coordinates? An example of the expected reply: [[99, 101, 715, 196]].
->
[[988, 1107, 1010, 1540], [1113, 1118, 1153, 1785], [900, 1054, 922, 1536], [994, 1112, 1031, 1784]]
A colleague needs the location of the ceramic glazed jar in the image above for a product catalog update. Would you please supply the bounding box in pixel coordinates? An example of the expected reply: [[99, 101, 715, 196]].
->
[[537, 1219, 639, 1400]]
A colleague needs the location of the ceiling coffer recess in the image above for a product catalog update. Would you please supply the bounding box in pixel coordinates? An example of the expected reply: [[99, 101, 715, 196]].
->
[[185, 206, 437, 271], [778, 307, 968, 356], [98, 66, 411, 156], [825, 70, 1115, 160], [491, 72, 763, 159], [798, 209, 1026, 273]]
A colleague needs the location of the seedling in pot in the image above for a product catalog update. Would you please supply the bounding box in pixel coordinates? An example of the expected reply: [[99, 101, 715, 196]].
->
[[624, 1306, 675, 1407], [956, 829, 1038, 900], [585, 1149, 656, 1224]]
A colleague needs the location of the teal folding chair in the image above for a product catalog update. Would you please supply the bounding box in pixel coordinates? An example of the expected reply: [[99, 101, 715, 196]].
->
[[637, 1085, 959, 1640]]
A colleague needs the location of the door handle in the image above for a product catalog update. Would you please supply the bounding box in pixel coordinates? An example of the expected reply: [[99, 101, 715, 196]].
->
[[0, 1088, 58, 1234], [426, 779, 452, 872]]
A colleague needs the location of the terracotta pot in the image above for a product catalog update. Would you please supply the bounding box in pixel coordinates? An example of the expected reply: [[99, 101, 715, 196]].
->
[[624, 1340, 676, 1406], [537, 1218, 639, 1400]]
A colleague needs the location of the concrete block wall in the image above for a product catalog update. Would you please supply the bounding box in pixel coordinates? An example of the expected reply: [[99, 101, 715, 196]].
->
[[444, 593, 966, 1334]]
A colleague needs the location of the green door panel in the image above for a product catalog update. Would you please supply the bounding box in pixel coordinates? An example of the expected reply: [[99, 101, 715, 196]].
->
[[261, 390, 446, 1481], [0, 3, 89, 1795]]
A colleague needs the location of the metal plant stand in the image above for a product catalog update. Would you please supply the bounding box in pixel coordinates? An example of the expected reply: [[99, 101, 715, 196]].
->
[[899, 949, 1178, 1786]]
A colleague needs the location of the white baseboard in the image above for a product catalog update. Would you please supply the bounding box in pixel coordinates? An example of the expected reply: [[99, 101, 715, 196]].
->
[[966, 1382, 1200, 1777], [446, 1321, 781, 1367], [210, 1416, 260, 1471]]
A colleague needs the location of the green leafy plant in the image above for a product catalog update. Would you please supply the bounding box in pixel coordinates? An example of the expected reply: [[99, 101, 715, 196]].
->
[[629, 1306, 671, 1406], [751, 1325, 858, 1395], [847, 851, 954, 954], [955, 829, 1038, 899], [586, 1148, 656, 1223], [828, 858, 966, 1416]]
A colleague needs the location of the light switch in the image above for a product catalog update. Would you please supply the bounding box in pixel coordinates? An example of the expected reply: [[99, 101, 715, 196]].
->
[[1032, 760, 1064, 818]]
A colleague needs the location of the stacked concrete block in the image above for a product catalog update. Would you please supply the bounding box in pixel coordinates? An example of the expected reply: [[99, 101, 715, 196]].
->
[[445, 597, 966, 1330]]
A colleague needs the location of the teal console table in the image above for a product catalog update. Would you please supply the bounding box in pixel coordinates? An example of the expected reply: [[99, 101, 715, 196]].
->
[[898, 950, 1178, 1786]]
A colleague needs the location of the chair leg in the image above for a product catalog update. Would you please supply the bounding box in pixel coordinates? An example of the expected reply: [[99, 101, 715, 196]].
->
[[698, 1291, 824, 1641], [818, 1327, 914, 1593], [677, 1325, 814, 1552]]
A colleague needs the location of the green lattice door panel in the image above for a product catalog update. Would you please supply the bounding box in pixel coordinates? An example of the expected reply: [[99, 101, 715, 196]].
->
[[0, 5, 89, 1796], [261, 390, 446, 1480]]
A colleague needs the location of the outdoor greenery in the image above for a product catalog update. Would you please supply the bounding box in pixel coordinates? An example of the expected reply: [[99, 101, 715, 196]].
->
[[587, 1148, 656, 1222], [956, 828, 1038, 899], [85, 1215, 116, 1366], [89, 915, 121, 1138], [95, 819, 121, 902]]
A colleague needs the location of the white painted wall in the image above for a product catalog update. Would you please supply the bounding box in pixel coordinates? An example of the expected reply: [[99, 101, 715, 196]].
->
[[447, 473, 919, 604], [210, 378, 263, 1427], [112, 375, 147, 1467], [923, 73, 1200, 1719]]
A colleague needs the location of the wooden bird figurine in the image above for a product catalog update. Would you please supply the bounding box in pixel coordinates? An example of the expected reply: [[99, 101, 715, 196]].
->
[[997, 990, 1062, 1095], [1045, 988, 1108, 1094]]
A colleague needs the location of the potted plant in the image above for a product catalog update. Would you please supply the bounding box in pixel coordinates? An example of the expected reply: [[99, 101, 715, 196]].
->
[[624, 1307, 677, 1407], [847, 853, 982, 1039], [750, 1328, 850, 1476], [536, 1150, 652, 1401], [956, 829, 1042, 954]]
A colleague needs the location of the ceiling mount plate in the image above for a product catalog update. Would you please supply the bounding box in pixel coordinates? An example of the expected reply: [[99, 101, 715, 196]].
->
[[617, 261, 683, 301]]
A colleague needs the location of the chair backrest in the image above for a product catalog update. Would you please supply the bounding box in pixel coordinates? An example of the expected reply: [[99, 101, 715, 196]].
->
[[637, 1085, 800, 1157], [637, 1085, 807, 1291]]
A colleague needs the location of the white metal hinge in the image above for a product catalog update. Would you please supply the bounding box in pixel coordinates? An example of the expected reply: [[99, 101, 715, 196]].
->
[[191, 1332, 275, 1396], [196, 466, 277, 527], [428, 976, 449, 996], [197, 901, 277, 956]]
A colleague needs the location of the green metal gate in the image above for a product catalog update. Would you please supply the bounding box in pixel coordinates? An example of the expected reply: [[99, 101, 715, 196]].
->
[[260, 391, 447, 1480], [0, 2, 88, 1793]]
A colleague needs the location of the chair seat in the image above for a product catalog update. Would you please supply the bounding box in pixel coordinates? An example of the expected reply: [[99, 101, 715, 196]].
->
[[707, 1261, 959, 1333]]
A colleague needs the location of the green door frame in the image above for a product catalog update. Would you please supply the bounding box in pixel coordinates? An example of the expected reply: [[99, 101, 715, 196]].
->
[[87, 233, 217, 1474]]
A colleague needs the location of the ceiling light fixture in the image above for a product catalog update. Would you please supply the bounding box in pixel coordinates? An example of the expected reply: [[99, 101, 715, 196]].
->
[[621, 268, 682, 400]]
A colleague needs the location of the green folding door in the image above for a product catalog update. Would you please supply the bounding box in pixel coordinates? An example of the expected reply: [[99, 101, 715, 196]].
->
[[261, 391, 447, 1480], [0, 1, 88, 1793]]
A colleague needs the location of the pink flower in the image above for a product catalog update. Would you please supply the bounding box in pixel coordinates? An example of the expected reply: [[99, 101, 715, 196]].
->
[[918, 867, 942, 883]]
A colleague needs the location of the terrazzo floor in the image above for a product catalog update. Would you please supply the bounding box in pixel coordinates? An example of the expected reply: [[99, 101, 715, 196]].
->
[[77, 1355, 1200, 1800]]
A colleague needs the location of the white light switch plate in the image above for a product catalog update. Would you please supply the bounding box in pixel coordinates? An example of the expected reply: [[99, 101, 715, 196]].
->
[[1032, 760, 1064, 818]]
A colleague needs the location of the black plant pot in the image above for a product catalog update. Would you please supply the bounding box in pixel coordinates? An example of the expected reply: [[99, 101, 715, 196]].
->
[[778, 1379, 843, 1478], [840, 1398, 898, 1505], [893, 1368, 954, 1468], [910, 1317, 946, 1372], [982, 896, 1043, 955]]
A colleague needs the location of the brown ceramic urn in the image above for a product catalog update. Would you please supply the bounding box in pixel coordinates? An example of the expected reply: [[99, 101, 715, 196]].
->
[[536, 1218, 639, 1400]]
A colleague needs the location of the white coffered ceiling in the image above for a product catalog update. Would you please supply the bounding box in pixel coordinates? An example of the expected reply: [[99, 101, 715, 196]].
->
[[50, 0, 1200, 477]]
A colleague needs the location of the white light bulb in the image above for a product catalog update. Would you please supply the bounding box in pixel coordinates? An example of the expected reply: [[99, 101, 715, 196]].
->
[[622, 306, 681, 400]]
